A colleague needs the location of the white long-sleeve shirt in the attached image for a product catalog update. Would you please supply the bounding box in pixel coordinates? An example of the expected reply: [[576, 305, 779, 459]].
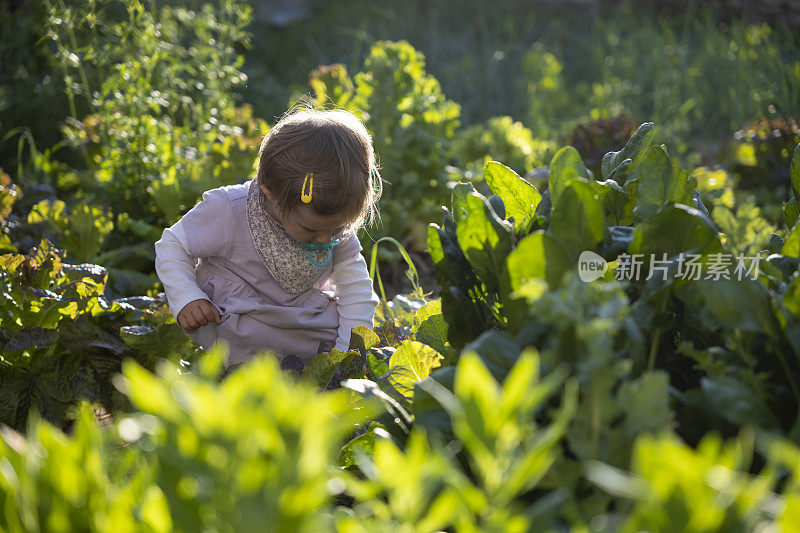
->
[[154, 220, 378, 353]]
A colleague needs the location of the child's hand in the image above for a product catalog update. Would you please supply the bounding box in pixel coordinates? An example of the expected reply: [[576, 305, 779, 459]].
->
[[177, 299, 221, 330]]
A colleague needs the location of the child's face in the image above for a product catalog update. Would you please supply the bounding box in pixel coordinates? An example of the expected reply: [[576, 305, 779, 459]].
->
[[260, 184, 350, 244]]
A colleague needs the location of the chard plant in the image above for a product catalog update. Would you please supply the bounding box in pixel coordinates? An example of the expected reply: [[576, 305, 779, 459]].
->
[[425, 123, 800, 524]]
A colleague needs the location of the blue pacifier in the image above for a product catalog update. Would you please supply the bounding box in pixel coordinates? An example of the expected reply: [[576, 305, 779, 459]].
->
[[301, 239, 340, 267]]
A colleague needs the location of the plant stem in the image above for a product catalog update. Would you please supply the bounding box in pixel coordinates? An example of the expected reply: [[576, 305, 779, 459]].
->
[[773, 346, 800, 409], [648, 326, 662, 371], [369, 236, 425, 322], [59, 0, 92, 104]]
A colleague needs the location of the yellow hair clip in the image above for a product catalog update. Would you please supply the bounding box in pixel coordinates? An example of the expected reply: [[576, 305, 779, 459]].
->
[[301, 172, 313, 203]]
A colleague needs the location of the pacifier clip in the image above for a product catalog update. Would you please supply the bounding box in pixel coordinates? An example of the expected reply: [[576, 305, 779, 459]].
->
[[301, 239, 340, 268]]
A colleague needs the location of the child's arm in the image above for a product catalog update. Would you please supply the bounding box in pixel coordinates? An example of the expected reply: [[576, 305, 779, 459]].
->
[[330, 252, 379, 351], [155, 222, 219, 329]]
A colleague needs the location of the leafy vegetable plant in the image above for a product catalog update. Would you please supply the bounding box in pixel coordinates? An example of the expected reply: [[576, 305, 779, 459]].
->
[[427, 124, 800, 523], [10, 0, 264, 295], [0, 240, 194, 433]]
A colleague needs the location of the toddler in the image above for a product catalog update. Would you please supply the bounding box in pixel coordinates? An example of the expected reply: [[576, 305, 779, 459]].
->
[[154, 108, 381, 370]]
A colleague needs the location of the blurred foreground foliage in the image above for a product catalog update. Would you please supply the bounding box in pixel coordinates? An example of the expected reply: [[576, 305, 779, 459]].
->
[[1, 338, 800, 531]]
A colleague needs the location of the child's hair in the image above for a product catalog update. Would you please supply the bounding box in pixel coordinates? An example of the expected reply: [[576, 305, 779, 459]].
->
[[256, 107, 382, 229]]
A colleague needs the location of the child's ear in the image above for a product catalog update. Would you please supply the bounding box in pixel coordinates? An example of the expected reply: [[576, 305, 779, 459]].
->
[[259, 183, 285, 218], [258, 183, 275, 202]]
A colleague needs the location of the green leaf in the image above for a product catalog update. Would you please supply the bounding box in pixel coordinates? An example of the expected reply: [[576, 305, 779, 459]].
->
[[301, 348, 353, 388], [106, 268, 158, 296], [596, 179, 633, 226], [455, 192, 514, 293], [28, 294, 78, 329], [783, 275, 800, 319], [63, 203, 113, 262], [447, 351, 576, 502], [374, 321, 401, 348], [367, 347, 392, 378], [413, 366, 457, 437], [701, 374, 782, 430], [309, 63, 355, 107], [0, 233, 16, 254], [791, 143, 800, 199], [463, 330, 521, 382], [0, 371, 29, 430], [783, 218, 800, 258], [630, 203, 721, 259], [197, 342, 227, 380], [505, 231, 572, 292], [62, 263, 108, 285], [28, 199, 68, 228], [410, 300, 451, 361], [58, 352, 117, 401], [783, 196, 800, 228], [549, 178, 605, 258], [501, 377, 577, 501], [348, 326, 380, 354], [0, 173, 19, 220], [427, 210, 476, 291], [599, 225, 635, 259], [141, 486, 173, 533], [339, 422, 387, 468], [0, 327, 58, 354], [339, 433, 373, 469], [488, 194, 506, 220], [690, 279, 774, 333], [485, 161, 541, 232], [59, 317, 128, 355], [766, 254, 800, 281], [633, 145, 695, 220], [439, 285, 487, 351], [768, 233, 786, 255], [452, 351, 499, 451], [548, 146, 589, 206], [617, 371, 675, 436], [28, 201, 112, 262], [119, 321, 193, 364], [388, 340, 444, 399], [451, 182, 476, 222], [0, 253, 25, 273], [342, 378, 413, 431], [600, 122, 655, 184], [22, 240, 64, 290]]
